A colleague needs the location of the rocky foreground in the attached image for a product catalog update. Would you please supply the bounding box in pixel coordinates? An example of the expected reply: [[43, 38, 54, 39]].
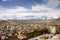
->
[[28, 34, 60, 40]]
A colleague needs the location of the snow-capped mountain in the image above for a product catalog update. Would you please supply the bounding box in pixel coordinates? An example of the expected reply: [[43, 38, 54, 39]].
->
[[0, 15, 57, 20]]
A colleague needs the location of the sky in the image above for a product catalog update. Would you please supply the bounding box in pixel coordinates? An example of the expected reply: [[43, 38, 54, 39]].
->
[[0, 0, 60, 19]]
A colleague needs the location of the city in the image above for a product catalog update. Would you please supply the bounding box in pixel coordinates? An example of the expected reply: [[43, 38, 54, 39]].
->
[[0, 0, 60, 40], [0, 17, 59, 40]]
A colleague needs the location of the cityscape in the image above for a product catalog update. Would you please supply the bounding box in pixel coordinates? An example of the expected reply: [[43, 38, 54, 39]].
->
[[0, 0, 60, 40]]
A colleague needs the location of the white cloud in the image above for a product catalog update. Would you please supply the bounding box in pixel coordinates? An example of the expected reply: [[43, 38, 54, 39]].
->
[[0, 5, 50, 14], [5, 7, 27, 13], [0, 4, 60, 19], [31, 5, 50, 11], [2, 0, 8, 1], [45, 0, 60, 8], [2, 0, 12, 2]]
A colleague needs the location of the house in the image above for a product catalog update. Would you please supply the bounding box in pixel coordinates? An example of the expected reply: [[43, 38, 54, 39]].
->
[[49, 25, 60, 34]]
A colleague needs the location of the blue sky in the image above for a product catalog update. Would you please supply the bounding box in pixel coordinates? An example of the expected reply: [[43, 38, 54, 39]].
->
[[0, 0, 60, 19], [0, 0, 44, 8], [0, 0, 59, 8]]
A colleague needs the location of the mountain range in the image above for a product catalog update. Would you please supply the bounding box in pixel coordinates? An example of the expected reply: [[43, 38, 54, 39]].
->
[[0, 15, 58, 20]]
